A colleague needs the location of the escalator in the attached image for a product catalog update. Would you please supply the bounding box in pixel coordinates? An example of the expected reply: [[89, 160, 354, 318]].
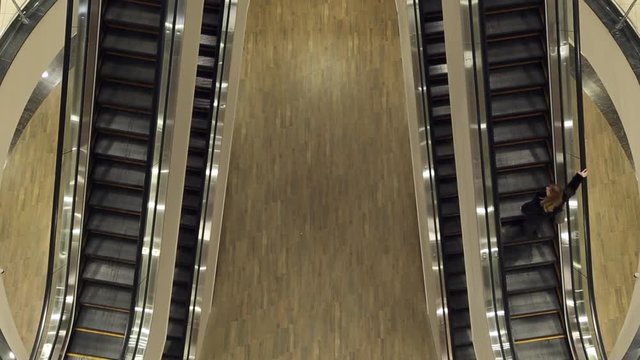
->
[[479, 0, 571, 357], [419, 1, 475, 358], [162, 0, 225, 358], [65, 0, 167, 358]]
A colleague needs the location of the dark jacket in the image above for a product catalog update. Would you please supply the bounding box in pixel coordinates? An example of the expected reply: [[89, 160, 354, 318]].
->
[[521, 173, 584, 218]]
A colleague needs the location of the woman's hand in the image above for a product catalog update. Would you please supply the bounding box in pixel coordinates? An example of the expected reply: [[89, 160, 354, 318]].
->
[[578, 168, 588, 178]]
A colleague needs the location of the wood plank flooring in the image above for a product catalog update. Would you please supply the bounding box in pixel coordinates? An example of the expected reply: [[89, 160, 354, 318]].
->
[[584, 94, 640, 354], [0, 86, 59, 350], [199, 0, 437, 359]]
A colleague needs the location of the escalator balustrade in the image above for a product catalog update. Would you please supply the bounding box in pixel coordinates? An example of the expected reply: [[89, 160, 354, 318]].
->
[[66, 0, 167, 358], [420, 1, 475, 358], [481, 0, 571, 357], [162, 0, 225, 358]]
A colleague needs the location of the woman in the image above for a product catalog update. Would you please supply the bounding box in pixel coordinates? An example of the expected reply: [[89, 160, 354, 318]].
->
[[520, 168, 588, 237]]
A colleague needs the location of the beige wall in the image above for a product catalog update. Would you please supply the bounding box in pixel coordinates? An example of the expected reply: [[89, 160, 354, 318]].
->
[[0, 0, 27, 36], [580, 1, 640, 357]]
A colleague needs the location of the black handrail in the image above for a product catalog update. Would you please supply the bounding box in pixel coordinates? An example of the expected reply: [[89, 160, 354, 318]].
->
[[472, 1, 516, 357], [571, 0, 607, 357], [30, 0, 82, 356]]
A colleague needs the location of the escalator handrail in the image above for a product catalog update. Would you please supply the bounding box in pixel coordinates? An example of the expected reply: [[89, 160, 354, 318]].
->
[[182, 0, 238, 357]]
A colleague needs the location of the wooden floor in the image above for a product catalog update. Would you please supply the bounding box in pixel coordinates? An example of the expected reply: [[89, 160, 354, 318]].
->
[[0, 86, 59, 350], [200, 0, 437, 359], [584, 94, 640, 354]]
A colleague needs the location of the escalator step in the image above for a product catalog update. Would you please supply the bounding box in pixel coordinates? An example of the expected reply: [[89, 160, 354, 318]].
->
[[454, 344, 475, 359], [89, 185, 143, 214], [99, 54, 156, 86], [187, 152, 206, 170], [489, 63, 546, 93], [441, 218, 461, 237], [102, 27, 158, 59], [453, 327, 471, 346], [98, 82, 155, 113], [431, 104, 450, 119], [196, 76, 214, 91], [182, 191, 202, 210], [501, 220, 554, 244], [494, 141, 549, 169], [87, 210, 140, 239], [497, 167, 549, 195], [83, 258, 136, 287], [92, 159, 146, 189], [170, 300, 189, 321], [191, 114, 211, 132], [174, 266, 192, 285], [444, 255, 465, 275], [67, 330, 123, 359], [488, 36, 545, 66], [85, 234, 137, 263], [76, 306, 129, 335], [432, 120, 452, 140], [172, 284, 190, 304], [430, 83, 449, 99], [498, 194, 531, 219], [438, 178, 457, 198], [448, 292, 469, 310], [197, 55, 215, 74], [424, 20, 443, 37], [429, 64, 448, 78], [513, 337, 570, 359], [104, 0, 162, 31], [436, 159, 456, 178], [189, 131, 209, 152], [451, 310, 470, 329], [506, 266, 557, 294], [178, 228, 198, 249], [163, 338, 184, 358], [181, 210, 200, 229], [443, 235, 463, 255], [484, 0, 542, 11], [503, 241, 556, 269], [426, 42, 446, 59], [484, 9, 543, 39], [176, 247, 196, 266], [447, 274, 467, 292], [80, 283, 132, 311], [440, 197, 460, 217], [200, 34, 219, 48], [508, 289, 560, 316], [492, 115, 548, 144], [435, 140, 453, 159], [511, 312, 564, 341], [490, 91, 547, 119], [93, 134, 149, 163], [95, 107, 152, 138], [167, 318, 185, 339], [184, 171, 204, 190]]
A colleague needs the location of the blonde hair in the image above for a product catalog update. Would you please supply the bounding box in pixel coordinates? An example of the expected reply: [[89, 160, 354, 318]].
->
[[540, 185, 563, 213]]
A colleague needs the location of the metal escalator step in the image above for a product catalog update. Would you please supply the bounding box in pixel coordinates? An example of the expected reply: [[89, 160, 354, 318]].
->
[[489, 63, 546, 92], [491, 91, 547, 119], [443, 235, 463, 255], [200, 34, 219, 48], [201, 10, 221, 30], [494, 142, 550, 169], [187, 152, 206, 170], [174, 266, 192, 284], [437, 159, 456, 178], [484, 0, 542, 11], [83, 258, 136, 287], [488, 36, 545, 67], [100, 55, 156, 88], [431, 104, 450, 119], [503, 241, 556, 269], [191, 114, 211, 132], [92, 159, 146, 189], [485, 10, 543, 39], [170, 300, 189, 321], [98, 82, 154, 113], [81, 283, 132, 311], [429, 64, 448, 78], [430, 82, 449, 100], [95, 108, 151, 137], [85, 234, 137, 263], [102, 28, 158, 58], [172, 284, 190, 304], [451, 310, 470, 328], [492, 115, 548, 144], [435, 140, 453, 159], [76, 306, 128, 335], [497, 167, 549, 195], [182, 191, 202, 210], [184, 172, 204, 190], [509, 289, 560, 316], [441, 218, 461, 237], [426, 42, 445, 58], [424, 20, 443, 36], [189, 131, 209, 151], [178, 228, 198, 248], [453, 328, 472, 347], [501, 221, 554, 244], [498, 194, 531, 220], [506, 266, 557, 294], [193, 97, 211, 111], [67, 330, 123, 359], [514, 337, 570, 358], [440, 197, 459, 217], [104, 0, 162, 31], [196, 76, 214, 91], [93, 133, 149, 163], [176, 246, 196, 267], [197, 55, 215, 73], [511, 312, 564, 341], [444, 256, 465, 275], [167, 318, 185, 339], [181, 211, 200, 229], [439, 178, 457, 198], [447, 274, 467, 292], [87, 210, 140, 238], [454, 344, 475, 359], [432, 121, 452, 140], [448, 291, 469, 310], [163, 338, 184, 358], [89, 185, 143, 214]]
